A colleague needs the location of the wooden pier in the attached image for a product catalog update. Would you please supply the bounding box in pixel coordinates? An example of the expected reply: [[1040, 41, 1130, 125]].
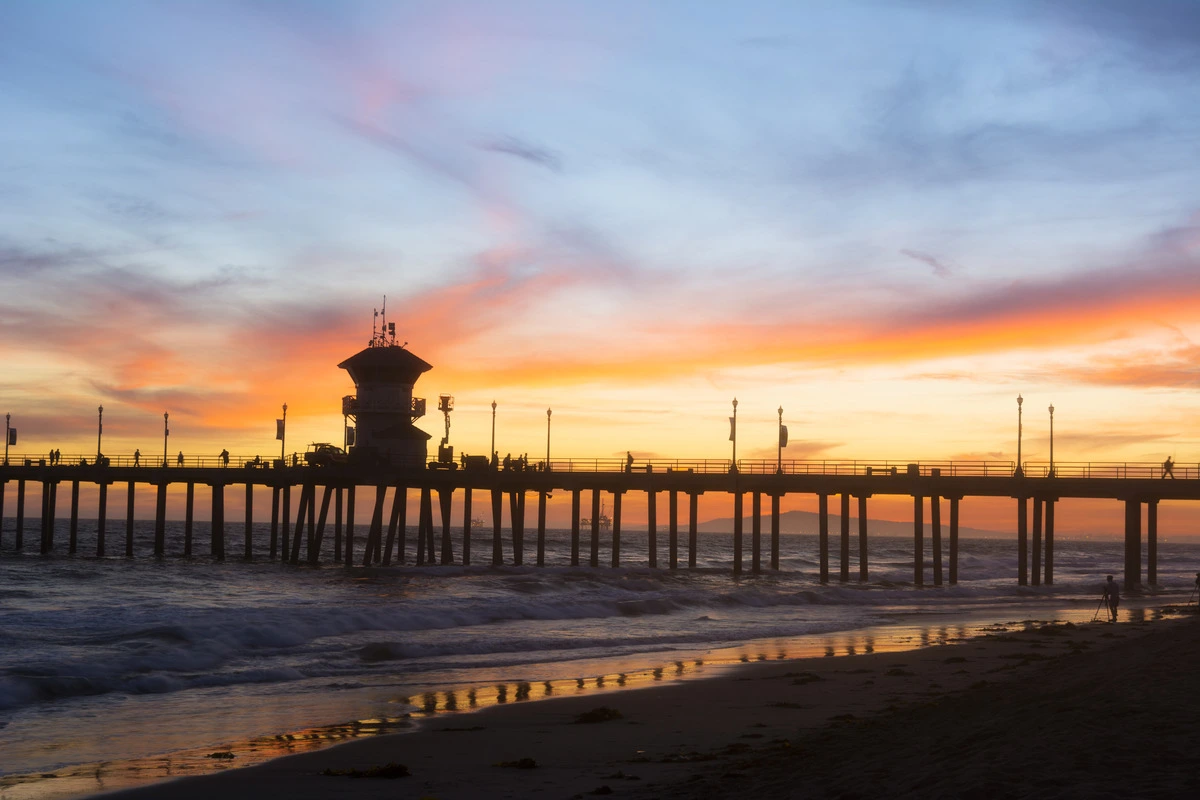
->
[[2, 456, 1198, 589]]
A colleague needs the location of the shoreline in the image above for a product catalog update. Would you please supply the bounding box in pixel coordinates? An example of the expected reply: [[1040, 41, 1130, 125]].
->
[[3, 596, 1192, 800]]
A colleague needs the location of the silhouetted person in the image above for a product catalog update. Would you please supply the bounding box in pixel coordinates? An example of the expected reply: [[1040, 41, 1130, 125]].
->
[[1102, 575, 1120, 622], [503, 453, 512, 471], [177, 451, 184, 466], [134, 449, 141, 467], [626, 451, 634, 473], [220, 448, 230, 467], [1162, 457, 1174, 479], [491, 451, 499, 470]]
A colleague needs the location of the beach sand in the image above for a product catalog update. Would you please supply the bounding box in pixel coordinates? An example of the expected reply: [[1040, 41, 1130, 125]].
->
[[83, 610, 1200, 800]]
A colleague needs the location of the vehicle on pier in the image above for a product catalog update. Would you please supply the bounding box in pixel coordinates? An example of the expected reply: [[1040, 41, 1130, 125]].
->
[[304, 443, 347, 467]]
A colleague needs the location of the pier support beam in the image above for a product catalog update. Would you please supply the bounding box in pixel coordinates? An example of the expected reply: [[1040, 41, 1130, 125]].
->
[[0, 480, 5, 550], [69, 480, 80, 554], [363, 485, 385, 566], [244, 482, 254, 561], [416, 487, 432, 565], [154, 482, 167, 556], [125, 481, 136, 557], [310, 486, 332, 565], [1147, 499, 1158, 586], [770, 494, 780, 571], [537, 491, 547, 567], [440, 488, 454, 565], [280, 484, 292, 563], [1045, 498, 1055, 585], [931, 495, 942, 587], [688, 493, 698, 568], [1017, 496, 1028, 586], [509, 491, 525, 566], [590, 489, 600, 568], [611, 492, 623, 568], [858, 495, 869, 582], [96, 482, 107, 557], [382, 487, 404, 565], [211, 483, 225, 560], [289, 485, 311, 565], [269, 486, 280, 559], [839, 493, 850, 582], [949, 497, 960, 585], [669, 490, 679, 569], [751, 491, 761, 574], [345, 485, 356, 568], [15, 479, 25, 551], [1032, 498, 1043, 586], [570, 489, 581, 566], [462, 489, 472, 566], [913, 494, 923, 586], [1118, 496, 1137, 592], [40, 480, 57, 554], [732, 491, 743, 575], [334, 487, 343, 563], [184, 483, 194, 557], [492, 489, 504, 566], [818, 493, 829, 583], [647, 489, 658, 569]]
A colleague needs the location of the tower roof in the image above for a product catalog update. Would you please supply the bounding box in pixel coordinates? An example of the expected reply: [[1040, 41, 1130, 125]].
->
[[338, 345, 432, 385]]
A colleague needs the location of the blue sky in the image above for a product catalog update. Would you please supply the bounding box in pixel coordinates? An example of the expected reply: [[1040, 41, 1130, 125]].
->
[[2, 1, 1199, 499]]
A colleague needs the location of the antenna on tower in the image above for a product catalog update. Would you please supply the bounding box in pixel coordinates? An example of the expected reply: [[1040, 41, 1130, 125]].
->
[[370, 295, 400, 348]]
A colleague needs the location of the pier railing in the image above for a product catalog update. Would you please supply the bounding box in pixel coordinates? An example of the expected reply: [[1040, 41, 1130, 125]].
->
[[4, 454, 1194, 480]]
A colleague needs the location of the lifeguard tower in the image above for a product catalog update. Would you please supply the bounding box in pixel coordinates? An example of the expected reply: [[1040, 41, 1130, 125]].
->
[[339, 302, 431, 466]]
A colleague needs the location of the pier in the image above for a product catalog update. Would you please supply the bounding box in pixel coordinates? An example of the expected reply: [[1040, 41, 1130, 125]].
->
[[2, 455, 1196, 589]]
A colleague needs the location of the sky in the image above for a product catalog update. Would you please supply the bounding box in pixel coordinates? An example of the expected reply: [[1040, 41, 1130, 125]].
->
[[3, 1, 1200, 535]]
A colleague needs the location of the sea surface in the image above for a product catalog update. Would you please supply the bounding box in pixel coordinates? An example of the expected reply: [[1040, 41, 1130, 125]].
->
[[2, 519, 1198, 799]]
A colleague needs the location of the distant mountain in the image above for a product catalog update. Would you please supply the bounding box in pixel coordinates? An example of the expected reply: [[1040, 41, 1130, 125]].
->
[[697, 508, 1006, 539]]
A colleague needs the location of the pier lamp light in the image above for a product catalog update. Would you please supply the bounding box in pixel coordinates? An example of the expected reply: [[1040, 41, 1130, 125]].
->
[[546, 408, 552, 469], [281, 403, 287, 463], [491, 400, 497, 460], [97, 405, 104, 459], [1015, 394, 1024, 477], [1048, 404, 1055, 478], [777, 406, 784, 474], [4, 412, 10, 466], [163, 412, 169, 467], [731, 398, 738, 472]]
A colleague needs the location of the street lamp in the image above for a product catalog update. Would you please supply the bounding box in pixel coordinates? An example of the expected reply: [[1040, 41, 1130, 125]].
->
[[491, 400, 497, 461], [1048, 404, 1055, 477], [4, 413, 11, 466], [281, 403, 287, 463], [97, 405, 104, 460], [546, 408, 552, 469], [1015, 394, 1024, 477], [777, 406, 784, 474], [731, 397, 738, 472], [163, 412, 170, 467]]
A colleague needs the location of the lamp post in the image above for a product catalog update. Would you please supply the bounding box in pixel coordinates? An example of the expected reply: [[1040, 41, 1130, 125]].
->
[[163, 412, 169, 467], [777, 406, 784, 473], [97, 405, 104, 460], [490, 400, 497, 460], [546, 408, 552, 469], [4, 413, 10, 466], [731, 397, 738, 472], [1048, 404, 1055, 477], [1015, 394, 1023, 477], [281, 403, 287, 463]]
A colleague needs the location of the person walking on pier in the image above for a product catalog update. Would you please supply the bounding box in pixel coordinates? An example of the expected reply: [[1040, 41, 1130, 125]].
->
[[626, 451, 634, 473], [177, 451, 184, 466], [220, 448, 230, 467], [1162, 457, 1175, 479], [134, 449, 141, 467], [1102, 575, 1120, 622]]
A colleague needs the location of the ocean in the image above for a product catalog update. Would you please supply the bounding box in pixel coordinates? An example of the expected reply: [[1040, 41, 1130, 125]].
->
[[2, 519, 1198, 800]]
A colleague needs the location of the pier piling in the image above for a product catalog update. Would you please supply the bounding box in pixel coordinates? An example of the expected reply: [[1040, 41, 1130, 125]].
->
[[439, 488, 454, 565], [770, 493, 780, 571], [1032, 497, 1043, 586], [669, 490, 679, 569], [69, 480, 79, 554], [611, 491, 623, 568], [751, 491, 761, 574], [839, 493, 850, 582], [570, 489, 580, 566], [1044, 498, 1054, 585], [688, 492, 698, 569], [732, 491, 743, 575], [155, 482, 167, 556], [818, 493, 829, 583], [125, 481, 135, 558], [211, 483, 225, 560], [184, 483, 194, 557], [913, 494, 923, 586], [931, 494, 942, 586], [96, 481, 107, 557]]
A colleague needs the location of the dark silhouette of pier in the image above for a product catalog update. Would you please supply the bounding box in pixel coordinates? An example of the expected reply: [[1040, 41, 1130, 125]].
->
[[2, 454, 1196, 589]]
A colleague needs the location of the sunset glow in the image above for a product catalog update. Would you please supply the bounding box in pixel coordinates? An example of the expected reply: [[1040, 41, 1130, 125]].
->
[[3, 1, 1199, 535]]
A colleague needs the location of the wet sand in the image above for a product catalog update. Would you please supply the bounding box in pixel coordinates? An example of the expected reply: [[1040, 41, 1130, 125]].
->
[[80, 610, 1200, 800]]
